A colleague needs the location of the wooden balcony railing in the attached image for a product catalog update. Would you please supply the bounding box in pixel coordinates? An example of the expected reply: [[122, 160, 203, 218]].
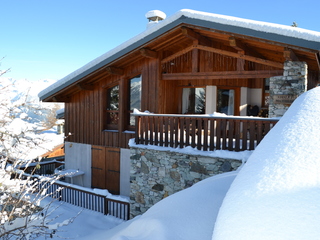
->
[[135, 113, 279, 152]]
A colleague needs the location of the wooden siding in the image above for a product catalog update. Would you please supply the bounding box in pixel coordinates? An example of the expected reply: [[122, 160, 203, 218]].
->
[[62, 25, 318, 149], [64, 48, 284, 148]]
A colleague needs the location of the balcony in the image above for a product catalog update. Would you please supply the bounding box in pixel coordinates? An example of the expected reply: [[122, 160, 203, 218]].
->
[[134, 113, 278, 152]]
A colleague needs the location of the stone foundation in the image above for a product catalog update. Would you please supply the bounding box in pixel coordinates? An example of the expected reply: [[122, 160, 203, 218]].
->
[[269, 61, 308, 118], [130, 147, 242, 217]]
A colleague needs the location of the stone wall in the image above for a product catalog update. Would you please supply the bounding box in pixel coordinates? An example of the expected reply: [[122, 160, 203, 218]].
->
[[269, 61, 308, 118], [130, 147, 242, 217]]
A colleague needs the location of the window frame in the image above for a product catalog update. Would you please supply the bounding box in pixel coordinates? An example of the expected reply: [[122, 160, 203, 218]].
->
[[126, 75, 142, 131], [105, 83, 120, 131]]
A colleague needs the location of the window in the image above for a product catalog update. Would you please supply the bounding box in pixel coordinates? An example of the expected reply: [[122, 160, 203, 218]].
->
[[264, 78, 270, 107], [217, 89, 235, 115], [128, 75, 141, 128], [106, 84, 119, 130], [182, 88, 205, 114]]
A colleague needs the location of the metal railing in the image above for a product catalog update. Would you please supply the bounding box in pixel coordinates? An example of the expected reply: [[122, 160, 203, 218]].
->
[[38, 179, 130, 220]]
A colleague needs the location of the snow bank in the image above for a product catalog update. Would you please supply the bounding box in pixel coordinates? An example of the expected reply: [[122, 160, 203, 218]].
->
[[212, 87, 320, 240], [87, 171, 237, 240]]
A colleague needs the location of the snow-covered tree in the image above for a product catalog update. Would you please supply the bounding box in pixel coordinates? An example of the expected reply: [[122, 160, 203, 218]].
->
[[0, 69, 67, 239]]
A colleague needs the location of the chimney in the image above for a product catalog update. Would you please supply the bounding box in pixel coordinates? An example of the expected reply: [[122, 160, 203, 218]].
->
[[145, 10, 166, 28]]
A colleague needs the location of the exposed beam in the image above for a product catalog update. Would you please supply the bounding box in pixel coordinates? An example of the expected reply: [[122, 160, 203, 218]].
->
[[76, 83, 94, 91], [162, 70, 283, 80], [229, 37, 245, 71], [105, 66, 124, 75], [161, 45, 194, 64], [181, 26, 199, 41], [161, 42, 284, 69], [192, 47, 199, 72], [284, 48, 299, 61], [229, 36, 267, 60], [52, 95, 70, 103], [195, 44, 283, 69], [229, 37, 245, 53], [181, 27, 211, 46], [140, 48, 158, 59]]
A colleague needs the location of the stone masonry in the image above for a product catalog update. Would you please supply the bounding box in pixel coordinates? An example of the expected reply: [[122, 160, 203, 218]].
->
[[130, 147, 242, 218], [269, 61, 308, 117]]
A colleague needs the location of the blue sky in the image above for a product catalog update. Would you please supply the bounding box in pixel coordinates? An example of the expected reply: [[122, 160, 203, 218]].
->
[[1, 0, 319, 83]]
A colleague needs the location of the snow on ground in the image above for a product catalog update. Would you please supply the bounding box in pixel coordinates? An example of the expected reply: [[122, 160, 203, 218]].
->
[[212, 87, 320, 240], [35, 198, 124, 240], [35, 171, 237, 240], [33, 87, 320, 239]]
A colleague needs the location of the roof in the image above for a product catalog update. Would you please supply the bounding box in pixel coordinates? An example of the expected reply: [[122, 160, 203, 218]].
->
[[38, 9, 320, 101]]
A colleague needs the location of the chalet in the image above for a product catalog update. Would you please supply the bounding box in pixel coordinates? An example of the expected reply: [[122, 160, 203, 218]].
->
[[39, 9, 320, 206]]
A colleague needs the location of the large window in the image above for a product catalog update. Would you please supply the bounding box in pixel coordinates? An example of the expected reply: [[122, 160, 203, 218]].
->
[[106, 84, 119, 130], [128, 75, 141, 128]]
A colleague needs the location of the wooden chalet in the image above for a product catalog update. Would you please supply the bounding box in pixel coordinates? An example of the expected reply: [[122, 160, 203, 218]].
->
[[39, 10, 320, 195]]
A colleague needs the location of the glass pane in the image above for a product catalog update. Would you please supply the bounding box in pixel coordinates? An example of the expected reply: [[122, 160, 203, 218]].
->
[[130, 75, 141, 111], [195, 88, 205, 114], [107, 112, 119, 125], [129, 113, 136, 126], [107, 85, 119, 110], [182, 88, 205, 114], [217, 89, 234, 115], [129, 75, 142, 127]]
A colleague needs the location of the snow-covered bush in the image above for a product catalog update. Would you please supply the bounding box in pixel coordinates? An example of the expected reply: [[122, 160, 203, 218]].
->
[[0, 72, 66, 239]]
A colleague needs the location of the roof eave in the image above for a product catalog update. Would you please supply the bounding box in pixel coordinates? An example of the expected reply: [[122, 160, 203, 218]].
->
[[39, 14, 320, 102]]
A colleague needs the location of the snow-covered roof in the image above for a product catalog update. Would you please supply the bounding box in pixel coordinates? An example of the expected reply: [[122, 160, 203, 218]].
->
[[38, 9, 320, 101], [56, 108, 64, 119]]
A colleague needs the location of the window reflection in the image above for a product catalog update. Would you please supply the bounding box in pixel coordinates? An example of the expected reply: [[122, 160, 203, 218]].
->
[[106, 85, 119, 127], [129, 75, 141, 126]]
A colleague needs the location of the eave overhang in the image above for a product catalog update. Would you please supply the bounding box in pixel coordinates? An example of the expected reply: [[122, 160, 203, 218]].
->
[[39, 10, 320, 102]]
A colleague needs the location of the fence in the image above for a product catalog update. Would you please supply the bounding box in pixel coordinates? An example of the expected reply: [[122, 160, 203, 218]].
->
[[38, 179, 130, 221], [135, 114, 279, 151]]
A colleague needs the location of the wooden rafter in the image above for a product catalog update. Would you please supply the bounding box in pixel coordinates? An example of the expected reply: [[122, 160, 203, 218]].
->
[[161, 34, 285, 68], [284, 48, 299, 61], [140, 48, 158, 59], [195, 44, 283, 68], [76, 83, 94, 91], [52, 95, 70, 103], [161, 45, 194, 64], [162, 70, 283, 80], [229, 37, 245, 53], [181, 27, 211, 46], [181, 26, 199, 41], [229, 36, 268, 60], [105, 66, 124, 75], [229, 37, 245, 71]]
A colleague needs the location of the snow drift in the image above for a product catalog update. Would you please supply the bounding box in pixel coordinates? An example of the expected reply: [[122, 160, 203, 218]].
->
[[84, 171, 238, 240], [212, 87, 320, 239]]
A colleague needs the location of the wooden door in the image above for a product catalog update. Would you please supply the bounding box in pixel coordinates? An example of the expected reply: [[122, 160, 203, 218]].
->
[[91, 146, 106, 189], [91, 146, 120, 194], [106, 147, 120, 194]]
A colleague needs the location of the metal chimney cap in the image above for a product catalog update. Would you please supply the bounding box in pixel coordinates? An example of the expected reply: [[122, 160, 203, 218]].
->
[[145, 10, 166, 22]]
